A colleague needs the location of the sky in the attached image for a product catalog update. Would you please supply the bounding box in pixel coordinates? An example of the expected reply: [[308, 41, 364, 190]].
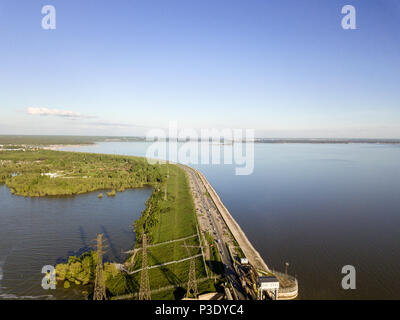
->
[[0, 0, 399, 138]]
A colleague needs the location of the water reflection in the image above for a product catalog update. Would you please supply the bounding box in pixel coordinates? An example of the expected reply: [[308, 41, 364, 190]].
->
[[0, 185, 151, 300]]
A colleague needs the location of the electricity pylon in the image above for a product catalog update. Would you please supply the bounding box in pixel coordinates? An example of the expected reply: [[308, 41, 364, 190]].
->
[[93, 233, 107, 300], [139, 233, 151, 300], [182, 241, 207, 299]]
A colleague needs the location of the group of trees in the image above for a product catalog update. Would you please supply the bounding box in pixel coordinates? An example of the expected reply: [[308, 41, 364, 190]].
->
[[1, 148, 204, 299], [56, 252, 97, 287], [134, 184, 167, 243], [0, 149, 164, 197], [0, 135, 147, 146], [55, 251, 131, 297], [0, 149, 172, 297]]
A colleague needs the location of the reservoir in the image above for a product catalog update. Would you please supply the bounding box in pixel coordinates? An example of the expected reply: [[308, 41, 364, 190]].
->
[[1, 142, 400, 299], [61, 142, 400, 299], [0, 184, 151, 300]]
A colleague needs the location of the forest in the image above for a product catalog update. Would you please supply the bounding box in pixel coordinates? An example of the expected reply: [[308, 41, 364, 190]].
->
[[0, 135, 146, 146], [0, 149, 163, 197], [0, 148, 217, 299]]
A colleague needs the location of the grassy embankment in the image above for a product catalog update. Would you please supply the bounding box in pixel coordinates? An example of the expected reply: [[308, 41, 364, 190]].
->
[[117, 164, 219, 300], [0, 149, 220, 299]]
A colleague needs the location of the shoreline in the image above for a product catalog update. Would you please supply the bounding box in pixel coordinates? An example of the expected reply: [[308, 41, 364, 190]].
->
[[185, 165, 270, 273], [2, 147, 296, 299], [182, 164, 299, 299], [42, 144, 95, 151]]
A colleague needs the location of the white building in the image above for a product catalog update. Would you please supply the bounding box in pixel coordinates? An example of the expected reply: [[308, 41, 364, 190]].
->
[[258, 276, 280, 300]]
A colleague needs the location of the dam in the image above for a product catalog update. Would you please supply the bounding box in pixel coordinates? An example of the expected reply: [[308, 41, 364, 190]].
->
[[182, 164, 298, 300]]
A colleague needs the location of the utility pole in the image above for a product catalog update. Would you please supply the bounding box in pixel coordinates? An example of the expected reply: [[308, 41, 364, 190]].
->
[[139, 233, 151, 300], [182, 241, 199, 299], [285, 262, 289, 276], [93, 234, 107, 300]]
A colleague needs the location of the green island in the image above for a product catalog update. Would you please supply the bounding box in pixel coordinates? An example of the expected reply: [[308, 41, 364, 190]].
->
[[0, 148, 223, 299]]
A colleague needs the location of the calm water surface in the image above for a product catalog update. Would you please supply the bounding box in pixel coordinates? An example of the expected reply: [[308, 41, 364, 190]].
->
[[61, 142, 400, 299], [0, 185, 151, 300], [1, 142, 400, 299]]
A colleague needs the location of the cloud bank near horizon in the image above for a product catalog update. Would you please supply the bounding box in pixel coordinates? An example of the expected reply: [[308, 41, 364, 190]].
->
[[26, 107, 95, 119]]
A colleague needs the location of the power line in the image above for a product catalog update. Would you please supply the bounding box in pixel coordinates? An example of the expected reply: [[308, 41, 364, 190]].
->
[[139, 233, 151, 300], [93, 234, 107, 300]]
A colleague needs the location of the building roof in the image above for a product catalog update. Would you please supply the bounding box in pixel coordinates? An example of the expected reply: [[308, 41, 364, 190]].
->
[[258, 276, 279, 283]]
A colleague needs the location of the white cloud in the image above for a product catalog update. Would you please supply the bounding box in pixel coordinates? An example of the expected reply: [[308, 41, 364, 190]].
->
[[26, 107, 94, 119], [86, 121, 143, 128]]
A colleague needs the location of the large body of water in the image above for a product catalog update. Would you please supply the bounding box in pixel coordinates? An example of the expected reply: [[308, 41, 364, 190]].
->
[[62, 142, 400, 299], [1, 142, 400, 299], [0, 184, 151, 300]]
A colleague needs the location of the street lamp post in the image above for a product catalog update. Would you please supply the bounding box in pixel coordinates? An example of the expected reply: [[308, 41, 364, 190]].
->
[[285, 262, 289, 276]]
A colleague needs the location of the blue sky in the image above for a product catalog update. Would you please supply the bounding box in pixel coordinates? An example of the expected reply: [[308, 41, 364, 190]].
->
[[0, 0, 399, 138]]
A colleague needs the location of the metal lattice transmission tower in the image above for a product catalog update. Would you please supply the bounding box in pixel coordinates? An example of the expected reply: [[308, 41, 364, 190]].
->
[[93, 233, 107, 300], [183, 241, 199, 299], [139, 233, 151, 300]]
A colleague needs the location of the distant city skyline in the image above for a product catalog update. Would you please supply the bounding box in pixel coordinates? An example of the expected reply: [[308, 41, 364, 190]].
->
[[1, 0, 399, 138]]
